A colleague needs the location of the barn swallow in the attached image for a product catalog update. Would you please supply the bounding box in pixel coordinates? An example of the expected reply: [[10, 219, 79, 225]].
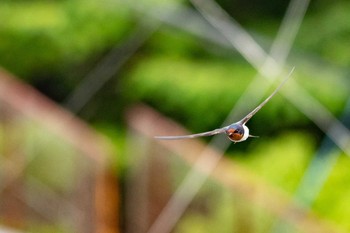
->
[[155, 68, 294, 143]]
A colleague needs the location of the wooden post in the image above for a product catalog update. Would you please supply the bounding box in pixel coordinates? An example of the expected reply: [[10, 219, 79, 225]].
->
[[95, 169, 120, 233]]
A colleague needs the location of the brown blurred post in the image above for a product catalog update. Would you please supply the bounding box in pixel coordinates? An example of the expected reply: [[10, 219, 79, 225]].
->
[[147, 145, 172, 229], [0, 68, 121, 233], [0, 108, 25, 229], [123, 130, 173, 233], [95, 169, 120, 233]]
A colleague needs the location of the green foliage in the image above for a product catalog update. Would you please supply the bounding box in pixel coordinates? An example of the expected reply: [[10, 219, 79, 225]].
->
[[22, 122, 79, 192], [147, 30, 216, 59], [0, 0, 133, 80], [297, 1, 350, 66], [176, 187, 235, 233], [27, 223, 70, 233], [235, 132, 315, 192], [314, 152, 350, 231], [95, 123, 127, 174], [123, 55, 255, 131]]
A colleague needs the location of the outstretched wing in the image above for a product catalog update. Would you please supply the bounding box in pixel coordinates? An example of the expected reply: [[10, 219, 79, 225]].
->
[[154, 127, 226, 140], [239, 67, 295, 125]]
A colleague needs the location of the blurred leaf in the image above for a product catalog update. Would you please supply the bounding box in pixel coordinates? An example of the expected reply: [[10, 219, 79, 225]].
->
[[0, 0, 133, 80], [234, 132, 314, 192], [314, 153, 350, 231], [123, 55, 255, 131], [297, 1, 350, 66]]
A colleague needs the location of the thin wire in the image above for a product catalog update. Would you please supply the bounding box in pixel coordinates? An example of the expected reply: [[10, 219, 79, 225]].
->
[[126, 0, 350, 156], [126, 2, 234, 49], [271, 97, 350, 233], [147, 0, 309, 232], [299, 97, 350, 207], [190, 0, 350, 155], [64, 22, 159, 113], [215, 0, 310, 126]]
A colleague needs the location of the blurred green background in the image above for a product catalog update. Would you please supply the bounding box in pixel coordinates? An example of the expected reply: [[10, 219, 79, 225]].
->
[[1, 0, 350, 232]]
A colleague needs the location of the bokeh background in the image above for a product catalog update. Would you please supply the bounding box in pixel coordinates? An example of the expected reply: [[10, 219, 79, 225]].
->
[[0, 0, 350, 232]]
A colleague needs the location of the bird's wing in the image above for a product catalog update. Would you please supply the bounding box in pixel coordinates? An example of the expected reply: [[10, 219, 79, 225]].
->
[[239, 67, 295, 125], [154, 127, 226, 140]]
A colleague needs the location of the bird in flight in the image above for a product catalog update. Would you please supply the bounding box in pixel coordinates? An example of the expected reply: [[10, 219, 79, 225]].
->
[[155, 68, 294, 143]]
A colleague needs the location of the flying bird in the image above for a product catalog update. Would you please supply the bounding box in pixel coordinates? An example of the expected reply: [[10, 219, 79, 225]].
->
[[155, 68, 294, 143]]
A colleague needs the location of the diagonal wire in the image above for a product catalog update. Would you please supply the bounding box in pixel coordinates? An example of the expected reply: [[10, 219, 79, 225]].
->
[[64, 22, 159, 113], [146, 0, 310, 232], [295, 97, 350, 206], [201, 0, 310, 126], [125, 1, 236, 50], [126, 0, 350, 156], [271, 96, 350, 233], [0, 16, 159, 224], [190, 0, 350, 155]]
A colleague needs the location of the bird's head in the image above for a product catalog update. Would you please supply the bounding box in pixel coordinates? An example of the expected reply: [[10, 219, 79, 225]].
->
[[225, 123, 257, 143]]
